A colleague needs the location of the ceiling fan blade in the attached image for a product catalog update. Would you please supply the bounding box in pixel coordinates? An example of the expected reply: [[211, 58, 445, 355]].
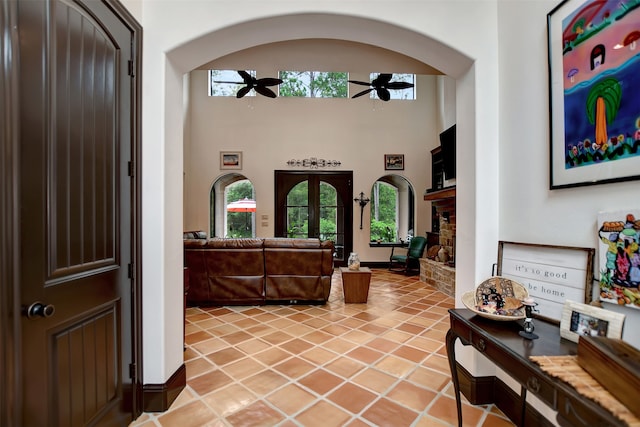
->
[[237, 70, 253, 84], [351, 88, 374, 99], [387, 82, 414, 90], [255, 86, 278, 98], [373, 74, 393, 85], [376, 87, 391, 101], [348, 80, 372, 86], [236, 86, 252, 98], [256, 78, 283, 87], [213, 80, 243, 84]]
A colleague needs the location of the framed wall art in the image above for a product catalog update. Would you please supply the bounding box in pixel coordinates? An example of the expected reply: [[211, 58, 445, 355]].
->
[[220, 151, 242, 170], [560, 300, 625, 343], [597, 209, 640, 309], [548, 0, 640, 189], [384, 154, 404, 170], [497, 241, 595, 323]]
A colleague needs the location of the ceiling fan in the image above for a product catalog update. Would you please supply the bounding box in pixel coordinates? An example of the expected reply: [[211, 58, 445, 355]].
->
[[348, 73, 414, 101], [214, 70, 283, 98]]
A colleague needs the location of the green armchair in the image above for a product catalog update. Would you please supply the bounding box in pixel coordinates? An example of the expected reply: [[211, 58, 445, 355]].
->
[[389, 236, 427, 275]]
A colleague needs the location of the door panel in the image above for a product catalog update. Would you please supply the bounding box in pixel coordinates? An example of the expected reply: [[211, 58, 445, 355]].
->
[[274, 171, 353, 265], [17, 0, 137, 425]]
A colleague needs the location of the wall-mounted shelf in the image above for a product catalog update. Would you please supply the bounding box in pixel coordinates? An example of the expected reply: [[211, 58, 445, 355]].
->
[[424, 186, 456, 201]]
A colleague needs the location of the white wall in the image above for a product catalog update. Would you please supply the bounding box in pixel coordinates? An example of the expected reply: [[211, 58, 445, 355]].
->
[[497, 1, 640, 348], [185, 70, 438, 262]]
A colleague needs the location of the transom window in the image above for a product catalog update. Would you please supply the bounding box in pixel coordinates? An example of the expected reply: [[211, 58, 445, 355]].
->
[[207, 70, 416, 100], [279, 71, 348, 98], [208, 70, 257, 97]]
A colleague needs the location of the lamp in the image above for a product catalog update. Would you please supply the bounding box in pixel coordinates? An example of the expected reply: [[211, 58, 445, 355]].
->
[[354, 192, 370, 230]]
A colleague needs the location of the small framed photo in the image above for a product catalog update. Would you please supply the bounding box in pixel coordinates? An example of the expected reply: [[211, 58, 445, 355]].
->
[[560, 300, 625, 343], [220, 151, 242, 170], [384, 154, 404, 171]]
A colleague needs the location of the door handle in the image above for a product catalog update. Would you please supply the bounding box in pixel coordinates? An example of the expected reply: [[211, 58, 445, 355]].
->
[[22, 301, 55, 319]]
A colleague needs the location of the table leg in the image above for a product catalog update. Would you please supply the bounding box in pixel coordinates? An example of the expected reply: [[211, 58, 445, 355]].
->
[[446, 329, 463, 427]]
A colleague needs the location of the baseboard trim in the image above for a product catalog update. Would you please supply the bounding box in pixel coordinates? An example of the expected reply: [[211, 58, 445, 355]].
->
[[456, 362, 495, 404], [456, 363, 555, 426], [142, 363, 186, 412]]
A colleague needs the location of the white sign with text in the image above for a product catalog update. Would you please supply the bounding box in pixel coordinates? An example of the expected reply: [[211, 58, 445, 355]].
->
[[497, 242, 595, 322]]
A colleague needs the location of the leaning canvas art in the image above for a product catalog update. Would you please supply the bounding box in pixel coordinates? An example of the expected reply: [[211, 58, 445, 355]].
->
[[597, 209, 640, 308]]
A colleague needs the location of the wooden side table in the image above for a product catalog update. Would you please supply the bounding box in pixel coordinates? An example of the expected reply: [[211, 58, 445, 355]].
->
[[339, 267, 372, 303]]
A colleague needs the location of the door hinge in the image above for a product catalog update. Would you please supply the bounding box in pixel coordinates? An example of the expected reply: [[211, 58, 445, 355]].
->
[[129, 363, 136, 379], [128, 59, 134, 77], [128, 263, 134, 279], [128, 161, 134, 177]]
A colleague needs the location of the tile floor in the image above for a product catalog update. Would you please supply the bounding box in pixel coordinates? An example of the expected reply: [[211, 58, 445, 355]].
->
[[129, 269, 515, 427]]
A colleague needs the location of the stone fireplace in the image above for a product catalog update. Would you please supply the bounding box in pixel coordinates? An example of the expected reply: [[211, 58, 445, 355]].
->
[[421, 188, 456, 296]]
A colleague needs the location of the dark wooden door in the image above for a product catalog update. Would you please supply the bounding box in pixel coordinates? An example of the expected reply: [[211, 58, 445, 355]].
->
[[274, 170, 353, 265], [14, 0, 140, 425]]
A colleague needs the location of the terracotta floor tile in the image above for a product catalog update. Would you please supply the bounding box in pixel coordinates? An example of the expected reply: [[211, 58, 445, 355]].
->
[[240, 369, 288, 395], [386, 380, 437, 411], [265, 383, 315, 415], [201, 383, 256, 417], [273, 356, 315, 379], [298, 369, 344, 395], [362, 397, 418, 427], [185, 357, 215, 380], [224, 400, 285, 427], [327, 382, 377, 414], [156, 400, 216, 427], [206, 347, 246, 366], [406, 366, 450, 391], [324, 356, 366, 378], [351, 368, 397, 393], [189, 369, 234, 396], [294, 400, 351, 427], [130, 269, 515, 427]]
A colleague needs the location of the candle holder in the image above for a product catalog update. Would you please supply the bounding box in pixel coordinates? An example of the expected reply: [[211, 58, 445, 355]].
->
[[519, 297, 539, 340]]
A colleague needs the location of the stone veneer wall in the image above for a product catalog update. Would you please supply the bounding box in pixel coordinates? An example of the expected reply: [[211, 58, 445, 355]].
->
[[420, 195, 456, 297], [420, 258, 455, 297]]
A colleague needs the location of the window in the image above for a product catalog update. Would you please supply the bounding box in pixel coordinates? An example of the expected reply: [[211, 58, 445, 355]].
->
[[210, 175, 256, 238], [369, 73, 415, 100], [369, 175, 415, 243], [208, 70, 256, 97], [279, 71, 348, 98]]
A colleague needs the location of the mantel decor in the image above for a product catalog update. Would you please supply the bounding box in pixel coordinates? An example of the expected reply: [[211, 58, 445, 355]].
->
[[548, 0, 640, 189], [286, 157, 341, 169]]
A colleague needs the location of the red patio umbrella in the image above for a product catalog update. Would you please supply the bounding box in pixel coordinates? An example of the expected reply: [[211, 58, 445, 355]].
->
[[226, 198, 256, 212], [226, 198, 256, 231]]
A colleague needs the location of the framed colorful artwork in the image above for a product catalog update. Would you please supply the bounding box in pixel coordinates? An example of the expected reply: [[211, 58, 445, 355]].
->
[[548, 0, 640, 189], [597, 209, 640, 308]]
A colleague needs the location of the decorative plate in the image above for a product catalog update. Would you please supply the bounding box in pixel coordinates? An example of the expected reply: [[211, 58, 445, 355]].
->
[[461, 276, 529, 321]]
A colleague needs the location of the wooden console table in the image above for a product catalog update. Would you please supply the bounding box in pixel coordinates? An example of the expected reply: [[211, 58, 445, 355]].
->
[[446, 309, 623, 427]]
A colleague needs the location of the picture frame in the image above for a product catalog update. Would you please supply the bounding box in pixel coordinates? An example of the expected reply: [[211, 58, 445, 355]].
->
[[548, 0, 640, 189], [560, 300, 625, 343], [220, 151, 242, 170], [384, 154, 404, 170], [496, 241, 595, 323]]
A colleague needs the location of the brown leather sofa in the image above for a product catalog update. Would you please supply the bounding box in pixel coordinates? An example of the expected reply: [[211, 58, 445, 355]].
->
[[184, 237, 335, 306]]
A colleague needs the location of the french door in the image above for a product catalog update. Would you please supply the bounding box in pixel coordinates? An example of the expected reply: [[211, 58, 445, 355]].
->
[[274, 171, 353, 265]]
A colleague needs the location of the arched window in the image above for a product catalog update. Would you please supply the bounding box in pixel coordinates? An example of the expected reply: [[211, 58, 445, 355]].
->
[[369, 175, 415, 243], [210, 174, 255, 238]]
